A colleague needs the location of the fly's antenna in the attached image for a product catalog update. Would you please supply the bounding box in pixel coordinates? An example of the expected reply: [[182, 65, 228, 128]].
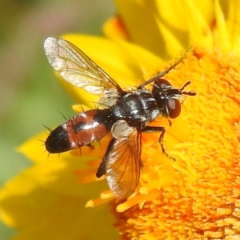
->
[[180, 81, 191, 91], [138, 46, 193, 89], [180, 81, 196, 96]]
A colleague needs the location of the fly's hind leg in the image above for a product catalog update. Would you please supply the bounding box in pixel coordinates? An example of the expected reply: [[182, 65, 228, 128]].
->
[[142, 126, 176, 161]]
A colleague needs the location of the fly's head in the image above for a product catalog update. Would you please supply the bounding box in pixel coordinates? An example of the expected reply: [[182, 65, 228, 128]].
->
[[152, 79, 196, 119]]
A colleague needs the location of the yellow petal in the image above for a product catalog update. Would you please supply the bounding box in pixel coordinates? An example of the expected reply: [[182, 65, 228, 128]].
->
[[182, 0, 213, 47], [114, 0, 169, 57], [225, 0, 240, 54], [214, 0, 231, 53], [114, 0, 215, 56], [17, 131, 51, 163], [103, 16, 129, 41], [155, 16, 184, 58]]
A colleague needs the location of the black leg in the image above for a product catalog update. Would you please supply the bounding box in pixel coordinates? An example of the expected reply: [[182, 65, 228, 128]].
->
[[142, 126, 176, 161], [96, 137, 116, 178]]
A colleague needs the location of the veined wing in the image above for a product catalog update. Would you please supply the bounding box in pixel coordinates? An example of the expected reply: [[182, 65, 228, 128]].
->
[[44, 37, 124, 100], [96, 122, 142, 199]]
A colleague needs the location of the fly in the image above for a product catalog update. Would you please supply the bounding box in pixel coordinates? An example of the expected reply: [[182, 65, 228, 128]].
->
[[44, 37, 196, 199]]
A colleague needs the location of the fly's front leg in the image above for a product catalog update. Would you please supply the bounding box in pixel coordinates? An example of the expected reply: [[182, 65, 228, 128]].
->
[[142, 126, 176, 161]]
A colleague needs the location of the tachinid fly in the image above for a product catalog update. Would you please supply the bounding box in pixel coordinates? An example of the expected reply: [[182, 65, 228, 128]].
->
[[44, 37, 196, 199]]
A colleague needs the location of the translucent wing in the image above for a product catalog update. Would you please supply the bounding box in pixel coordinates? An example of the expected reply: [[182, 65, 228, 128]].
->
[[96, 121, 141, 198], [44, 37, 123, 101]]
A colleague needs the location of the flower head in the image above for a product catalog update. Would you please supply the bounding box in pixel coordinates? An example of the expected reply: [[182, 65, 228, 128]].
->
[[1, 0, 240, 239], [111, 47, 240, 238]]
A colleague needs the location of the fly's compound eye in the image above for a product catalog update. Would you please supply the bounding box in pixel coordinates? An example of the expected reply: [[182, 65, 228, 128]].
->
[[154, 78, 172, 90], [167, 99, 181, 118]]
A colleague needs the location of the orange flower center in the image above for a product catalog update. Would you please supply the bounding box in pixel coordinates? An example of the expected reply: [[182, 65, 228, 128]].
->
[[107, 47, 240, 239]]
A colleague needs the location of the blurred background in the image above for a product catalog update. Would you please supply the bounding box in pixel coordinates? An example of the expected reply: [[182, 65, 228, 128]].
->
[[0, 0, 115, 238]]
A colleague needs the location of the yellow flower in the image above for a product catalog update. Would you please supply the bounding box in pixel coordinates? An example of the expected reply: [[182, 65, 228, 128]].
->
[[1, 0, 240, 239]]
